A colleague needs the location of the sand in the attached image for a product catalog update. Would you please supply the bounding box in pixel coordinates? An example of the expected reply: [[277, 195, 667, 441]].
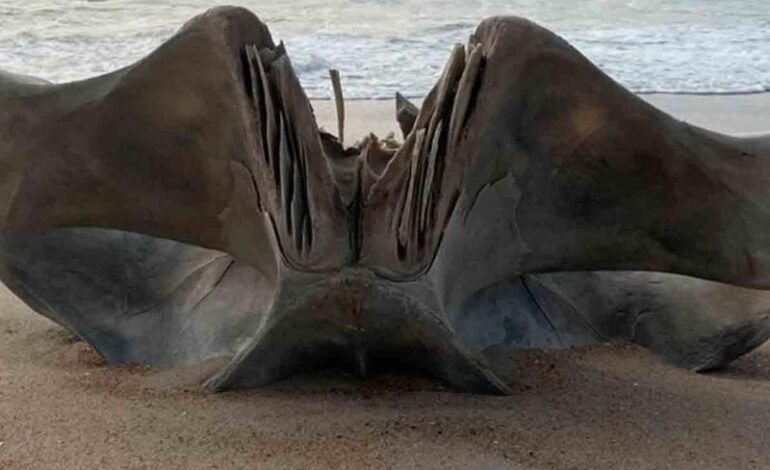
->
[[1, 94, 770, 470], [311, 93, 770, 143]]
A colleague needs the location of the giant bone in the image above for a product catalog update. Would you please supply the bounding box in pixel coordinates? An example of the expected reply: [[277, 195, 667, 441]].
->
[[1, 7, 769, 394]]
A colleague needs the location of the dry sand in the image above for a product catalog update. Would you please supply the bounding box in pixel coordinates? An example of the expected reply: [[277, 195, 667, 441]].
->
[[2, 94, 770, 470]]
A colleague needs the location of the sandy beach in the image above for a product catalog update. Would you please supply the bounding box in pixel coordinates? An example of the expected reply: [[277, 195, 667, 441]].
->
[[1, 94, 770, 470]]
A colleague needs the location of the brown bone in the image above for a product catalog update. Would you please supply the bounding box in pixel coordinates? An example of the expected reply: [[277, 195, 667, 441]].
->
[[1, 7, 769, 394]]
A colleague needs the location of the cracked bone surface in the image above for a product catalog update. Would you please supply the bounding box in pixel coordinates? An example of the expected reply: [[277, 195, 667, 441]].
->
[[1, 7, 770, 394]]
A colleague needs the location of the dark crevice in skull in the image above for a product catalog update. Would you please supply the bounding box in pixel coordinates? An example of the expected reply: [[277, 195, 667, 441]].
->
[[243, 41, 315, 257], [363, 39, 484, 273]]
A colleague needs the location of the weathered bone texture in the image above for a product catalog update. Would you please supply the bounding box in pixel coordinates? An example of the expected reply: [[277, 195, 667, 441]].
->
[[2, 7, 770, 394]]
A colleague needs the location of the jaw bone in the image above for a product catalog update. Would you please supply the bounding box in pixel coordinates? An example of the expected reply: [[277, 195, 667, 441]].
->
[[0, 7, 769, 394]]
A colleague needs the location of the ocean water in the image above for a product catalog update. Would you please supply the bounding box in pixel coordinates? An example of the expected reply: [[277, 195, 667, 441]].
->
[[1, 1, 769, 99]]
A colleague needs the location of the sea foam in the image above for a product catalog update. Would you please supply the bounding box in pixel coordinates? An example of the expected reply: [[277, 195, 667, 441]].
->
[[1, 0, 768, 98]]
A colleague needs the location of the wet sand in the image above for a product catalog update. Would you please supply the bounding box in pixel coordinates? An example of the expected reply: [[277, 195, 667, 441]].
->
[[312, 93, 770, 143], [1, 94, 770, 470]]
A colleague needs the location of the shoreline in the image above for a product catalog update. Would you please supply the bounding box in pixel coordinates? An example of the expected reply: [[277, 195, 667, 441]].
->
[[311, 93, 770, 143], [310, 90, 770, 100]]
